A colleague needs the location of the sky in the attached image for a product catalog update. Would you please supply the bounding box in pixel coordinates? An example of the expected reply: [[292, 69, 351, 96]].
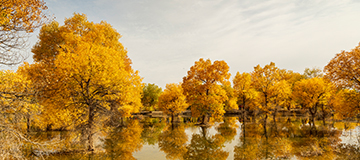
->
[[4, 0, 360, 88]]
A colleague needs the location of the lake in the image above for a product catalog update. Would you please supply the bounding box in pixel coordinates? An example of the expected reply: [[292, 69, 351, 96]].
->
[[24, 117, 360, 159]]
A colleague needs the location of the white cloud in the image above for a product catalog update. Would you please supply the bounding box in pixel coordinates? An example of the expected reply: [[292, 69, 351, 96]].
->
[[11, 0, 360, 88]]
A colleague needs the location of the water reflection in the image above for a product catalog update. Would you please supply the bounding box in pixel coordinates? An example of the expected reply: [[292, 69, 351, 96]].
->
[[234, 118, 343, 160], [103, 120, 143, 160], [216, 117, 238, 143], [158, 124, 188, 160], [184, 126, 229, 160], [24, 117, 360, 159], [141, 118, 166, 145]]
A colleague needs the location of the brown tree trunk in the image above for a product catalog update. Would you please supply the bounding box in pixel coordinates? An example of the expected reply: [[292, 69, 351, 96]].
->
[[201, 114, 209, 125], [273, 107, 277, 123], [309, 106, 317, 128], [264, 114, 268, 137], [171, 114, 174, 124], [26, 114, 31, 133], [321, 104, 326, 126], [242, 96, 246, 124], [88, 105, 95, 151]]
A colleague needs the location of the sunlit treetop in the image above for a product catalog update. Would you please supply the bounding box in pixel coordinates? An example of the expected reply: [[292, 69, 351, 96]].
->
[[292, 77, 333, 109], [303, 67, 323, 79], [32, 13, 130, 67], [182, 58, 231, 122], [331, 89, 360, 120], [251, 62, 291, 113], [324, 42, 360, 89], [0, 0, 48, 64], [141, 83, 162, 111], [158, 83, 187, 118], [0, 0, 48, 32], [233, 72, 259, 110], [21, 13, 143, 151]]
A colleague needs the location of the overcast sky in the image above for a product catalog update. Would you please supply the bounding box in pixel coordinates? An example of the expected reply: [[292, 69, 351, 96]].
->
[[5, 0, 360, 88]]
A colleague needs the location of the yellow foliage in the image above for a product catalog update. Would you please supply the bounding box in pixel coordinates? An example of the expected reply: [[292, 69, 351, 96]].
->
[[184, 126, 229, 160], [324, 42, 360, 89], [0, 70, 43, 158], [0, 70, 41, 128], [141, 83, 162, 111], [233, 72, 260, 111], [0, 0, 48, 65], [332, 89, 360, 120], [221, 84, 238, 111], [182, 58, 231, 122], [292, 77, 334, 126], [251, 62, 291, 114], [293, 78, 333, 110], [158, 124, 188, 160], [0, 0, 47, 32], [20, 13, 143, 150], [158, 83, 187, 117], [104, 120, 143, 160]]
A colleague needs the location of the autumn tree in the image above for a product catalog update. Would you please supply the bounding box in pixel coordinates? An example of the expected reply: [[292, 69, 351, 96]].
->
[[157, 83, 187, 123], [251, 62, 291, 126], [0, 70, 43, 158], [141, 83, 162, 111], [0, 0, 48, 64], [292, 77, 333, 127], [303, 67, 323, 79], [324, 42, 360, 90], [182, 58, 231, 125], [278, 70, 303, 111], [22, 13, 143, 151], [233, 72, 260, 122], [331, 89, 360, 120], [221, 84, 238, 112]]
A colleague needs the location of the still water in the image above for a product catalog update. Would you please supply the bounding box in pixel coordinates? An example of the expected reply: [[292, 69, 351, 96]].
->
[[27, 117, 360, 159]]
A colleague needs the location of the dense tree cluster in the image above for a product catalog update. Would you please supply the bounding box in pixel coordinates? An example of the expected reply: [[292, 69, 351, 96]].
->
[[2, 1, 360, 158]]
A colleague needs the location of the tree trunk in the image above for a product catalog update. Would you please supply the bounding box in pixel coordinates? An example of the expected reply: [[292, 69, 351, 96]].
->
[[171, 114, 174, 124], [242, 107, 246, 124], [313, 104, 318, 127], [120, 117, 124, 126], [26, 114, 31, 133], [263, 114, 268, 137], [310, 112, 315, 127], [273, 107, 277, 123], [321, 104, 326, 126], [201, 114, 209, 125], [88, 105, 95, 151]]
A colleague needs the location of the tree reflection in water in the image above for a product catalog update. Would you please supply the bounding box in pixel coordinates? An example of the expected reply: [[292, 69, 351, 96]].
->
[[216, 117, 238, 143], [24, 117, 360, 159], [184, 125, 229, 160], [103, 119, 143, 160], [141, 117, 166, 145], [234, 118, 344, 160], [158, 124, 188, 160]]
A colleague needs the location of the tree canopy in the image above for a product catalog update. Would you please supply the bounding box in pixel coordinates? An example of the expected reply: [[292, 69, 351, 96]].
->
[[158, 83, 187, 123], [292, 77, 333, 126], [182, 58, 231, 124], [0, 0, 48, 64], [21, 13, 143, 151], [324, 42, 360, 89], [251, 62, 291, 123], [141, 83, 162, 111]]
